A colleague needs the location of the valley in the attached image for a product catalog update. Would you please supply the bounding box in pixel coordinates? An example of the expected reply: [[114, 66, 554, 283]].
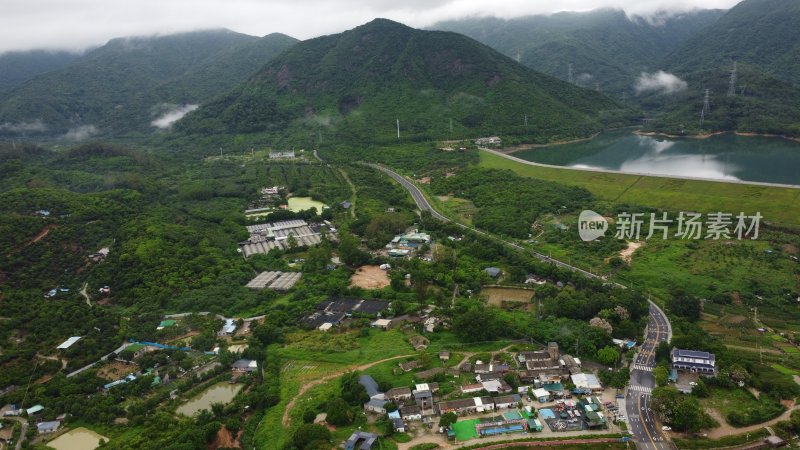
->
[[1, 1, 799, 449]]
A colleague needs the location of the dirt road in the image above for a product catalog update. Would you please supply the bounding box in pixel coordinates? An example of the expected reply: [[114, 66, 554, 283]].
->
[[704, 403, 799, 439], [80, 282, 91, 306], [281, 354, 416, 427]]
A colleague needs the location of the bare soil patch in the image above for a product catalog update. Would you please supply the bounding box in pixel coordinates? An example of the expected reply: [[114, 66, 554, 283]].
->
[[783, 244, 798, 255], [96, 361, 137, 381], [350, 265, 390, 289], [208, 426, 241, 450], [481, 287, 534, 309], [619, 241, 643, 263]]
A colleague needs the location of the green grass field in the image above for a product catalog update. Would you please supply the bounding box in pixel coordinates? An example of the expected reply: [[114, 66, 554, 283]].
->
[[480, 150, 800, 228], [452, 419, 481, 440], [271, 329, 414, 365]]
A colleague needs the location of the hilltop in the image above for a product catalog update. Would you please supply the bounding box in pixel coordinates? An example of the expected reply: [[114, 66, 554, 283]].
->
[[644, 0, 800, 135], [432, 8, 726, 95], [178, 19, 634, 144], [0, 29, 298, 136]]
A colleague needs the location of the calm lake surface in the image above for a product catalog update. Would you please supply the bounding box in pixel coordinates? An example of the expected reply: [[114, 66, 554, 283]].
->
[[176, 382, 242, 416], [287, 197, 327, 213], [513, 131, 800, 185], [47, 427, 108, 450]]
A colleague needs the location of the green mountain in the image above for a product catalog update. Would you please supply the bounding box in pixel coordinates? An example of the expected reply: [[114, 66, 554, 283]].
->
[[432, 8, 725, 95], [178, 19, 632, 144], [0, 30, 297, 136], [0, 50, 82, 93], [642, 0, 800, 136], [665, 0, 800, 85]]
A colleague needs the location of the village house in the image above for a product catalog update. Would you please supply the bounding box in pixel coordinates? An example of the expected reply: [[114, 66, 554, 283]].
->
[[476, 372, 503, 382], [385, 387, 412, 402], [437, 396, 496, 415], [412, 384, 435, 410], [460, 383, 483, 394], [364, 398, 388, 414], [345, 431, 378, 450], [36, 421, 60, 434], [359, 375, 385, 400], [484, 267, 501, 278], [371, 318, 391, 330], [532, 387, 551, 403], [398, 360, 420, 372], [388, 410, 405, 432], [415, 367, 444, 381], [474, 363, 509, 374], [493, 394, 521, 409], [475, 136, 502, 147], [671, 348, 716, 374], [231, 359, 257, 374], [218, 318, 237, 336], [400, 404, 422, 420], [481, 379, 513, 394], [439, 351, 450, 361]]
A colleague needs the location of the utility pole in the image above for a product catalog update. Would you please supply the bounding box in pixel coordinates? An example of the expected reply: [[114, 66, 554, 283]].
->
[[449, 118, 453, 133], [568, 64, 574, 84], [524, 114, 528, 132], [728, 61, 738, 97], [396, 119, 400, 139]]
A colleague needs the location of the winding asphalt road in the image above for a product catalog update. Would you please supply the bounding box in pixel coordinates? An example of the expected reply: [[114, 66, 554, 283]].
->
[[367, 162, 675, 449], [627, 302, 673, 450], [366, 163, 599, 280]]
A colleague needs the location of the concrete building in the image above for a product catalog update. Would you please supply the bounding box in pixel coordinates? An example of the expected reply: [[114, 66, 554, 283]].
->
[[671, 349, 716, 374], [345, 431, 378, 450]]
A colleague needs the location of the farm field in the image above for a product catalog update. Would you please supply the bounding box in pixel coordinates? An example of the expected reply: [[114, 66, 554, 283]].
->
[[479, 150, 800, 228], [350, 265, 391, 289], [481, 286, 535, 310]]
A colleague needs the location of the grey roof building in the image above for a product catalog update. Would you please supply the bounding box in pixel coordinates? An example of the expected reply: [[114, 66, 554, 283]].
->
[[358, 374, 384, 399], [485, 267, 501, 278], [671, 349, 716, 374], [345, 431, 378, 450]]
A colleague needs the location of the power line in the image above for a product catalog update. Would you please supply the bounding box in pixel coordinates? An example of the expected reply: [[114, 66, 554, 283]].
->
[[727, 61, 738, 97], [700, 88, 711, 127], [567, 64, 574, 84]]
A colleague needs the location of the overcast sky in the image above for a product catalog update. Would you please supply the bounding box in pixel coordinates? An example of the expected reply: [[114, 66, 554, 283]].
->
[[1, 0, 742, 54]]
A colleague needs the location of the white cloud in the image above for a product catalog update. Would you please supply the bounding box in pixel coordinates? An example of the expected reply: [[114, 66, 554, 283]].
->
[[634, 71, 688, 95], [0, 120, 48, 133], [0, 0, 742, 53], [64, 124, 98, 141], [151, 104, 199, 129]]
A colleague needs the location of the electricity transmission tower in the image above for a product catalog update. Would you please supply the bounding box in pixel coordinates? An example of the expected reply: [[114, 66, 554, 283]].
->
[[728, 61, 738, 97], [700, 89, 711, 126], [568, 64, 574, 84]]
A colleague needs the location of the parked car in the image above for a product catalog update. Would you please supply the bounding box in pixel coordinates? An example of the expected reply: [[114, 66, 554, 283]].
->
[[662, 426, 672, 431]]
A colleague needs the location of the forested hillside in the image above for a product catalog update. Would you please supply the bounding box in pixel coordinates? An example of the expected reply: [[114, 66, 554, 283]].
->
[[664, 0, 800, 86], [0, 49, 81, 93], [178, 19, 634, 144], [0, 30, 297, 136], [432, 8, 725, 95], [643, 0, 800, 135]]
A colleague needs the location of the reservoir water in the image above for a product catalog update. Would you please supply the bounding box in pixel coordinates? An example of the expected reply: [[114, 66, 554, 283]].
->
[[175, 382, 242, 416], [512, 131, 800, 185], [287, 197, 327, 213], [47, 427, 108, 450]]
